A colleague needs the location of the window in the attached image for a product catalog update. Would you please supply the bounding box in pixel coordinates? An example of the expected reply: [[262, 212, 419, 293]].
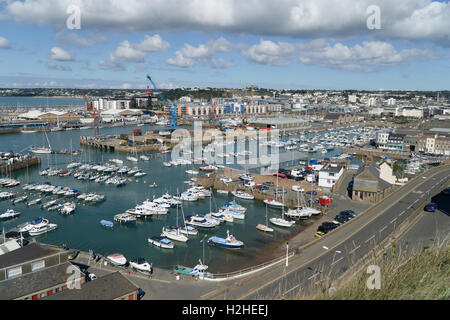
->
[[7, 267, 22, 278], [31, 260, 45, 272]]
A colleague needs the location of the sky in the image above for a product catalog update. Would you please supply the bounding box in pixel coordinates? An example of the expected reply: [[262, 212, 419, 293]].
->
[[0, 0, 449, 90]]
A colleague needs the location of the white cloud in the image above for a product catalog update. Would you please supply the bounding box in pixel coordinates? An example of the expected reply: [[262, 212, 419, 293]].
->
[[297, 40, 435, 72], [0, 36, 11, 49], [2, 0, 450, 46], [101, 34, 170, 70], [166, 37, 234, 68], [49, 46, 74, 61], [242, 40, 296, 66]]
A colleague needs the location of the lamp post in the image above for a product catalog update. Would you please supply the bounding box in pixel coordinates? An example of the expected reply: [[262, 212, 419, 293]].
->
[[286, 242, 289, 267]]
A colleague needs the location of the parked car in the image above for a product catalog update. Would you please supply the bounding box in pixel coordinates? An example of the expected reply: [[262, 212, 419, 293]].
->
[[314, 231, 325, 238], [335, 214, 352, 224], [443, 187, 450, 196], [263, 181, 274, 186], [274, 188, 287, 194], [273, 173, 288, 179], [137, 288, 146, 300], [340, 210, 357, 218], [85, 273, 97, 282], [424, 203, 437, 212], [318, 221, 340, 233]]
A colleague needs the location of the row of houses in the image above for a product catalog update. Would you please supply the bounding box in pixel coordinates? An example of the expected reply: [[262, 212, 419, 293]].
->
[[0, 241, 139, 300], [377, 128, 450, 155]]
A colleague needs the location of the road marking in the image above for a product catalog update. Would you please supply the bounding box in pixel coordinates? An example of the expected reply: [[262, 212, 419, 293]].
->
[[365, 235, 375, 243], [335, 250, 342, 254], [379, 226, 387, 233], [391, 218, 397, 224], [331, 257, 344, 266], [399, 211, 405, 216], [284, 284, 300, 295], [349, 245, 360, 254], [322, 246, 329, 250], [308, 273, 320, 280]]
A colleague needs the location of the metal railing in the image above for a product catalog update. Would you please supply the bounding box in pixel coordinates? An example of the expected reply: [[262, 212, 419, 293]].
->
[[205, 251, 295, 280]]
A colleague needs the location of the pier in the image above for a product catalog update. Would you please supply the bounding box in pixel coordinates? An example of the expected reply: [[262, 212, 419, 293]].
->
[[0, 155, 41, 175]]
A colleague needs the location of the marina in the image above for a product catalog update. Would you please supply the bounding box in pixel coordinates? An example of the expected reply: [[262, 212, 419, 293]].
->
[[0, 122, 418, 273]]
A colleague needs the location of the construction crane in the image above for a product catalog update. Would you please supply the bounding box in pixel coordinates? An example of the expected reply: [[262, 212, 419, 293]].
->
[[81, 90, 100, 136], [146, 74, 178, 130]]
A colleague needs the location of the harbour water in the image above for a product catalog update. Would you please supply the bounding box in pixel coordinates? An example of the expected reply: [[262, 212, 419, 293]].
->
[[0, 124, 369, 272]]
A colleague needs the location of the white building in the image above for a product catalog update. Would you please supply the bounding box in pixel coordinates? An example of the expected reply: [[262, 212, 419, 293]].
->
[[318, 164, 344, 189], [367, 97, 377, 107], [348, 95, 357, 104], [396, 107, 423, 118], [376, 131, 390, 147]]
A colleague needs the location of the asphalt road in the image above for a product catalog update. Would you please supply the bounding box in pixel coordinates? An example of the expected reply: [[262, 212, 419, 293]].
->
[[202, 165, 450, 300]]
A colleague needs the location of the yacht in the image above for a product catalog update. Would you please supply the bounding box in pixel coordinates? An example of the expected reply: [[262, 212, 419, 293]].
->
[[263, 198, 284, 209], [12, 195, 27, 205], [0, 209, 21, 220], [129, 258, 151, 273], [29, 222, 57, 236], [126, 156, 138, 162], [161, 226, 189, 242], [231, 190, 254, 200], [59, 203, 76, 215], [184, 215, 216, 230]]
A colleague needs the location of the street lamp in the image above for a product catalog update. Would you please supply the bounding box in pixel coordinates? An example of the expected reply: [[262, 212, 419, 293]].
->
[[286, 242, 289, 267]]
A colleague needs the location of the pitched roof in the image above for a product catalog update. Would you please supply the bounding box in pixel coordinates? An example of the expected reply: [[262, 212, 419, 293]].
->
[[353, 161, 392, 192], [0, 262, 78, 300], [0, 243, 57, 269], [42, 272, 139, 300]]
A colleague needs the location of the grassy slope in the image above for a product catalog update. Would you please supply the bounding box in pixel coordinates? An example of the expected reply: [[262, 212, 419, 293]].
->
[[302, 243, 449, 300]]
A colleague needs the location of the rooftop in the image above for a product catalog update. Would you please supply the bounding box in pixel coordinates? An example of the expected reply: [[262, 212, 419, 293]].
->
[[0, 243, 58, 269], [42, 272, 139, 300], [0, 262, 78, 300]]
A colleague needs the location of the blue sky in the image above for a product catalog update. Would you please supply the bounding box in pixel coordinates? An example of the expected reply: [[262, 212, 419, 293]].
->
[[0, 0, 449, 90]]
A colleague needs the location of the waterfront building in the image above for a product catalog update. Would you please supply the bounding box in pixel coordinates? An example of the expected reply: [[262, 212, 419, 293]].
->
[[42, 272, 139, 300], [318, 164, 344, 189], [0, 243, 84, 300], [351, 159, 394, 203]]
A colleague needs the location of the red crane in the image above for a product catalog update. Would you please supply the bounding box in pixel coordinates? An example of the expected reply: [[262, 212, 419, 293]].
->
[[81, 90, 100, 136]]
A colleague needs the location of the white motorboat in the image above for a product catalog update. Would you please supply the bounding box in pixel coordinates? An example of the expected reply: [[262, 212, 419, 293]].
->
[[0, 209, 21, 220], [140, 155, 150, 161], [163, 162, 172, 167], [27, 198, 42, 206], [185, 170, 199, 175], [107, 253, 127, 266], [162, 226, 189, 242], [148, 236, 175, 249], [127, 156, 138, 162], [185, 215, 216, 229], [29, 223, 57, 236], [59, 203, 76, 215], [231, 190, 254, 200], [129, 258, 151, 273], [12, 195, 27, 205], [0, 192, 15, 200], [42, 199, 57, 209], [219, 208, 245, 220], [216, 190, 229, 195]]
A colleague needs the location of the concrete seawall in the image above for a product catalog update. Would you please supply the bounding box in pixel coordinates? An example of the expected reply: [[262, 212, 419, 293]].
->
[[0, 156, 41, 175]]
